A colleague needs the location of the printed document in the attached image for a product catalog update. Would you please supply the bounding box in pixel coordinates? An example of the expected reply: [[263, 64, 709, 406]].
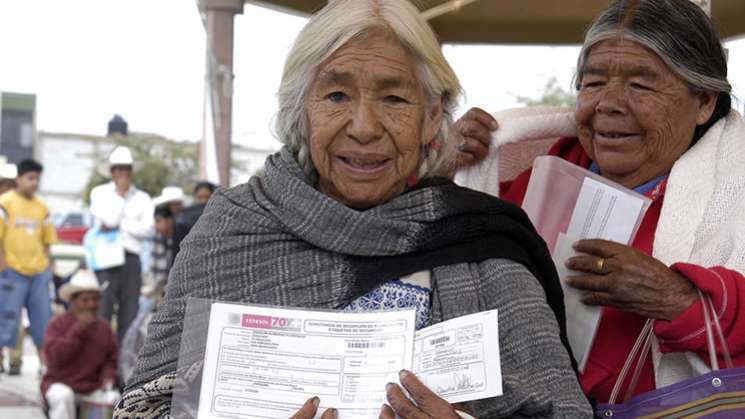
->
[[414, 310, 502, 404], [555, 177, 647, 371], [565, 177, 645, 243], [197, 304, 501, 419]]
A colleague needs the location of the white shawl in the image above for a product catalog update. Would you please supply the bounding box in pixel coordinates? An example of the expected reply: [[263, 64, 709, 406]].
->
[[456, 107, 745, 388]]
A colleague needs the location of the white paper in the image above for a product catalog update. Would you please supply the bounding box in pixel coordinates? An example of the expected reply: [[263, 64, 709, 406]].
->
[[414, 310, 502, 403], [556, 177, 646, 371], [198, 303, 416, 419], [197, 304, 502, 419], [566, 177, 645, 242], [553, 232, 602, 372]]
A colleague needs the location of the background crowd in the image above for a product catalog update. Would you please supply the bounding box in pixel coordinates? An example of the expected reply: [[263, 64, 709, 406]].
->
[[0, 147, 216, 419]]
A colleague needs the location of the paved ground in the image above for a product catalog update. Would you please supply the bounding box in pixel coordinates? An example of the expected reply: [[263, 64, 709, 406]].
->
[[0, 336, 46, 419]]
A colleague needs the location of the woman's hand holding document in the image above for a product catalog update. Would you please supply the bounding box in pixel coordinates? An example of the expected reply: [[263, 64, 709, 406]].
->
[[523, 157, 652, 372], [196, 303, 501, 419], [380, 370, 465, 419], [565, 239, 699, 321], [552, 177, 648, 371]]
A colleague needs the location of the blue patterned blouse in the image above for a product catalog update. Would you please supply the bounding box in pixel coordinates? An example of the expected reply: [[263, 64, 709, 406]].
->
[[343, 271, 431, 330]]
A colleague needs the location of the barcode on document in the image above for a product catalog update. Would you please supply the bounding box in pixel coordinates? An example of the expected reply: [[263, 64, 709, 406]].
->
[[429, 336, 450, 345], [348, 342, 385, 349]]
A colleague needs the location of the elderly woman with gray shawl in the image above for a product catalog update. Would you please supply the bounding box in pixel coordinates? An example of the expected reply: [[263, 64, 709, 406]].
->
[[115, 1, 591, 419], [454, 0, 745, 409]]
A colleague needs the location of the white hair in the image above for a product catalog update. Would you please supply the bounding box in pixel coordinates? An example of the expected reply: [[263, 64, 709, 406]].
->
[[575, 0, 732, 143], [576, 0, 731, 94], [275, 0, 461, 180]]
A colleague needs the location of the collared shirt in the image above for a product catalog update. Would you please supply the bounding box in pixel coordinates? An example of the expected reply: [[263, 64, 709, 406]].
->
[[90, 182, 153, 255]]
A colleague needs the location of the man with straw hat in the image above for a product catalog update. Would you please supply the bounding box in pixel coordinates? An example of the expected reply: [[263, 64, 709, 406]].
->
[[89, 146, 153, 343], [152, 185, 185, 218], [42, 269, 119, 419]]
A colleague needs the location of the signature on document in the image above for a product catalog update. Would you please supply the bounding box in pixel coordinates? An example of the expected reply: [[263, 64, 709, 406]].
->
[[435, 371, 485, 394]]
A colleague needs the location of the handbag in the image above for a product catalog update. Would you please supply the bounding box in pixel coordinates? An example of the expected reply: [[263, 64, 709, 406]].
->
[[596, 291, 745, 418], [83, 227, 126, 271]]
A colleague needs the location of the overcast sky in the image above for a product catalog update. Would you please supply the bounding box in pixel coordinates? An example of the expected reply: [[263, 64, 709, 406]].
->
[[2, 1, 744, 151]]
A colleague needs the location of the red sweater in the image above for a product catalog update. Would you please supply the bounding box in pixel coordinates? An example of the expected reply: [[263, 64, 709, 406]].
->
[[501, 138, 745, 403], [41, 312, 118, 395]]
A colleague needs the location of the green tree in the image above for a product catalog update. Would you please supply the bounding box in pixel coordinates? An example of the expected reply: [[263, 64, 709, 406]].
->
[[84, 133, 200, 203], [516, 76, 576, 107]]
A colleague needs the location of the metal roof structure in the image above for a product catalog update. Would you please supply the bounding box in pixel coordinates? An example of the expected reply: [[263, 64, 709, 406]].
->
[[244, 0, 745, 45]]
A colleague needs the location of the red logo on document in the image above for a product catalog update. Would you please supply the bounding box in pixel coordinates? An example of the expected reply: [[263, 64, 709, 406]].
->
[[241, 314, 272, 329]]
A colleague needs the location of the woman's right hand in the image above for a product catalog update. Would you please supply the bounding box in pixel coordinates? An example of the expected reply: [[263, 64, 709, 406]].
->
[[290, 397, 337, 419], [450, 107, 498, 169]]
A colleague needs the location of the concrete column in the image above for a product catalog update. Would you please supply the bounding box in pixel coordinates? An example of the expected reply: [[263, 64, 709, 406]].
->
[[199, 0, 243, 186]]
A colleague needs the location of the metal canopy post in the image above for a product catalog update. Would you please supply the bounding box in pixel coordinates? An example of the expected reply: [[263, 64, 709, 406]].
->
[[198, 0, 243, 186]]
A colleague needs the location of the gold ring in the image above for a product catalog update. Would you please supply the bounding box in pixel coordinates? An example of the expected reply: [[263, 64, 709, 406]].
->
[[596, 257, 605, 273]]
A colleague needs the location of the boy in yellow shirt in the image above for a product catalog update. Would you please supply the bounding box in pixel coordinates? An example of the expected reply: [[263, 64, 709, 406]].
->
[[0, 159, 56, 373]]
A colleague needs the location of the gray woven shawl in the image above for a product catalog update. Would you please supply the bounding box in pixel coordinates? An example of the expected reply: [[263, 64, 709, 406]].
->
[[123, 147, 590, 418]]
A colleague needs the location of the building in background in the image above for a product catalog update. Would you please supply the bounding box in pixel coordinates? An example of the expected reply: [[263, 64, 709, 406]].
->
[[36, 132, 106, 213], [0, 92, 37, 163]]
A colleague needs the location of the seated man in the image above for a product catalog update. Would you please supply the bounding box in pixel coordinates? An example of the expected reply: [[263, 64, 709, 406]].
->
[[42, 269, 119, 419]]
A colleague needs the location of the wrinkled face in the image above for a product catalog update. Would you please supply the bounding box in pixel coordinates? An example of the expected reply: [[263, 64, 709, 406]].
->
[[110, 165, 132, 189], [17, 171, 40, 196], [576, 39, 716, 188], [305, 29, 442, 209], [71, 291, 100, 316]]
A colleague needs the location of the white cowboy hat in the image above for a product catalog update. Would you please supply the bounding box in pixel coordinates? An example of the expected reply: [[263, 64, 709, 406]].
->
[[108, 146, 134, 167], [153, 186, 185, 207], [0, 163, 18, 180], [97, 145, 141, 177], [59, 269, 101, 303]]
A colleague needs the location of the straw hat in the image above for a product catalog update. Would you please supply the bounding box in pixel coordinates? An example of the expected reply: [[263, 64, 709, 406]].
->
[[96, 145, 141, 177], [153, 186, 185, 207], [59, 270, 101, 303], [108, 146, 134, 167]]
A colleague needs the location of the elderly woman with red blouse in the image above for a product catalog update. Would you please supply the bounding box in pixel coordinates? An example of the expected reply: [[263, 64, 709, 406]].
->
[[454, 0, 745, 405]]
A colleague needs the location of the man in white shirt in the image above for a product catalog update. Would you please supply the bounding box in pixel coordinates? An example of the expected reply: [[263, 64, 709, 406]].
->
[[89, 146, 153, 343]]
